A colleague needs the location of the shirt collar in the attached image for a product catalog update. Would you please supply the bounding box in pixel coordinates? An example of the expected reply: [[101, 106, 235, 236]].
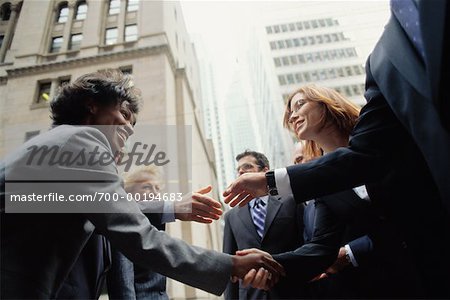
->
[[249, 195, 269, 207]]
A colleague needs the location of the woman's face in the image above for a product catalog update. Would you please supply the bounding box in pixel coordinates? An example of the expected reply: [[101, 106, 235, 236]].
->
[[288, 92, 325, 141]]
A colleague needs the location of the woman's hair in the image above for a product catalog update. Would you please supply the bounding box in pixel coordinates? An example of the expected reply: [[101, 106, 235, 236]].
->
[[283, 84, 361, 160], [123, 165, 164, 191], [50, 69, 141, 125]]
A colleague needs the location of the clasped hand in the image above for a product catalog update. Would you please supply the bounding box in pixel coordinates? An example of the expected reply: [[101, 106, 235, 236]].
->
[[231, 248, 285, 291]]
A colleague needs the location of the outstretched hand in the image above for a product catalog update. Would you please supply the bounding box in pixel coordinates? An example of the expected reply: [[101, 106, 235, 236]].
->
[[231, 248, 285, 291], [223, 172, 268, 207], [175, 185, 222, 223]]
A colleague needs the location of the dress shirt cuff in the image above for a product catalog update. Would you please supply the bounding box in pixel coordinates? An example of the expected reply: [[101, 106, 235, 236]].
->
[[345, 244, 359, 267], [161, 201, 175, 223], [274, 168, 293, 196]]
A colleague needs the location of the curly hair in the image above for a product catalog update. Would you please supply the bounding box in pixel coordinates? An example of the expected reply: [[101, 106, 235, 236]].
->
[[283, 84, 361, 161], [50, 69, 141, 125]]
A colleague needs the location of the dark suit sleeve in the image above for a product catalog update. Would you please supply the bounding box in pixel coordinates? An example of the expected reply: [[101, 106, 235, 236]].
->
[[273, 200, 343, 282], [223, 212, 239, 300], [347, 235, 373, 266], [285, 60, 404, 202]]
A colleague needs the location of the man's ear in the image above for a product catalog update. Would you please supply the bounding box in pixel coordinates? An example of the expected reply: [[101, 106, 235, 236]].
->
[[85, 99, 99, 115]]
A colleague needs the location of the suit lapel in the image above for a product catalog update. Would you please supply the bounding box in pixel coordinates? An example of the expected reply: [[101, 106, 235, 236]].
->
[[419, 0, 446, 106], [377, 15, 429, 99], [261, 196, 282, 241], [237, 204, 261, 243]]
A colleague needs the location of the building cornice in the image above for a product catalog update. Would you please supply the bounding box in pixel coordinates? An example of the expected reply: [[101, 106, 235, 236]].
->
[[6, 44, 176, 78]]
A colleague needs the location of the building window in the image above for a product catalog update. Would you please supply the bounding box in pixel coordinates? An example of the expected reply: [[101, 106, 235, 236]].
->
[[278, 75, 286, 85], [290, 55, 298, 65], [69, 33, 82, 50], [50, 36, 63, 52], [273, 25, 280, 33], [59, 77, 71, 87], [286, 74, 294, 84], [0, 2, 11, 21], [282, 57, 289, 66], [127, 0, 139, 12], [295, 22, 303, 30], [36, 82, 51, 103], [25, 131, 40, 142], [354, 65, 363, 75], [105, 27, 118, 45], [120, 66, 133, 74], [56, 3, 69, 23], [269, 41, 276, 50], [108, 0, 120, 15], [277, 40, 285, 49], [285, 39, 292, 48], [0, 35, 4, 49], [124, 24, 137, 42], [75, 1, 87, 20], [304, 21, 310, 29], [281, 24, 288, 32], [346, 48, 356, 57], [265, 26, 272, 34], [273, 58, 281, 67], [288, 23, 295, 31], [297, 54, 305, 63]]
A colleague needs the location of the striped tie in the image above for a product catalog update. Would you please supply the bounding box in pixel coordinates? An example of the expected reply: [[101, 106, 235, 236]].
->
[[252, 198, 267, 238]]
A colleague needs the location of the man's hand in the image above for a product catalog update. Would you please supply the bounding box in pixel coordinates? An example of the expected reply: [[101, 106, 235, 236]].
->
[[223, 172, 268, 207], [175, 186, 222, 223], [310, 246, 351, 282], [231, 248, 285, 291]]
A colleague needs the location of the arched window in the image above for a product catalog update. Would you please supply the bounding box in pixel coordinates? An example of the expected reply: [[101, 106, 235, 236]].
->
[[0, 2, 11, 21], [75, 1, 87, 20], [56, 2, 69, 23]]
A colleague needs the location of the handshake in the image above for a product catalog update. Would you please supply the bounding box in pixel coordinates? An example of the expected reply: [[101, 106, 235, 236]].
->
[[171, 186, 285, 290], [231, 248, 285, 291]]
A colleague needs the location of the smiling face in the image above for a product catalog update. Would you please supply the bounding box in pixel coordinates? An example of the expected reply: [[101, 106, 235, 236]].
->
[[288, 92, 326, 141], [89, 100, 136, 155]]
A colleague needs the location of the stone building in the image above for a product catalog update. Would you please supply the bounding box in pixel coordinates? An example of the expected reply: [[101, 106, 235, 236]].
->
[[0, 0, 222, 298]]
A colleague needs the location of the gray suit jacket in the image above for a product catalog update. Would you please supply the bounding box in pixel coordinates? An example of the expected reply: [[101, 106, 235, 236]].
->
[[1, 125, 232, 298], [223, 195, 305, 299]]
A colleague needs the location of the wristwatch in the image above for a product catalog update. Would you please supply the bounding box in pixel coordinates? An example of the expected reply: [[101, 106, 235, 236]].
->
[[265, 170, 278, 196]]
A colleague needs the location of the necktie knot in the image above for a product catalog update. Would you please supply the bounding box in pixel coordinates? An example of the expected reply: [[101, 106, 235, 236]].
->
[[254, 197, 266, 208]]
